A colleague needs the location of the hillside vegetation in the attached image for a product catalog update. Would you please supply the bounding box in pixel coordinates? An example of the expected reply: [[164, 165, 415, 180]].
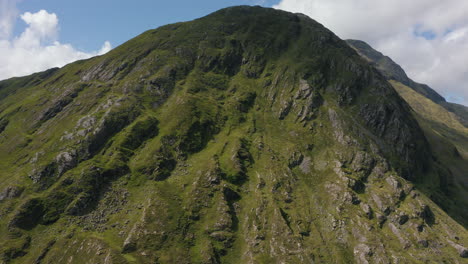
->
[[0, 6, 466, 264]]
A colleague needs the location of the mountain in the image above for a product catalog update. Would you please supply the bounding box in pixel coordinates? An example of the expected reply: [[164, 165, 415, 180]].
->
[[346, 40, 468, 228], [346, 39, 468, 127], [0, 6, 467, 264]]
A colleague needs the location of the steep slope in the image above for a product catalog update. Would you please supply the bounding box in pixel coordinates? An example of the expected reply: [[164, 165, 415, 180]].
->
[[346, 39, 468, 127], [390, 81, 468, 154], [346, 39, 468, 227], [0, 6, 467, 264], [389, 81, 468, 227], [444, 102, 468, 127]]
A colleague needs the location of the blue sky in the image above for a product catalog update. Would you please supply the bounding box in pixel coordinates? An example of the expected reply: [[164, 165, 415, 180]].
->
[[14, 0, 280, 52]]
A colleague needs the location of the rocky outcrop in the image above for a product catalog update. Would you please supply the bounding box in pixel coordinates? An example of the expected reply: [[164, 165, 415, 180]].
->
[[0, 186, 23, 201]]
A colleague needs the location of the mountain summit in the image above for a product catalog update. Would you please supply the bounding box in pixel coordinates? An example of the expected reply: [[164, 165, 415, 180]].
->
[[0, 6, 466, 263]]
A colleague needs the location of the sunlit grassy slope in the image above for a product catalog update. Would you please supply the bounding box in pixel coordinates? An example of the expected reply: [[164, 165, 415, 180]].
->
[[391, 80, 468, 157]]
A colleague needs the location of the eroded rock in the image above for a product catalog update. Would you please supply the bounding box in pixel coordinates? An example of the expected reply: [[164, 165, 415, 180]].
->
[[0, 186, 23, 201], [288, 151, 304, 168], [395, 213, 409, 225], [299, 156, 311, 174], [354, 243, 373, 264], [360, 203, 373, 219]]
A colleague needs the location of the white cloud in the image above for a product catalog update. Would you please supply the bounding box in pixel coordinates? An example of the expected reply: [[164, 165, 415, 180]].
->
[[0, 3, 111, 81], [18, 10, 58, 47], [99, 41, 112, 54], [0, 0, 19, 38], [273, 0, 468, 106]]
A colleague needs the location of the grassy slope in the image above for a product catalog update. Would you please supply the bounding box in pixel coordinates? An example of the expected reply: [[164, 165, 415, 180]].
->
[[391, 80, 468, 145], [0, 6, 466, 264], [391, 80, 468, 226]]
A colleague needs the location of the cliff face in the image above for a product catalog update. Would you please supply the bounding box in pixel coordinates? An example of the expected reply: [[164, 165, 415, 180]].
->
[[0, 6, 466, 263]]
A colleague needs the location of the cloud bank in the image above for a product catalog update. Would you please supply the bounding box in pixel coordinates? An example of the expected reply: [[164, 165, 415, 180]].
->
[[0, 1, 111, 81], [273, 0, 468, 105], [0, 0, 18, 39]]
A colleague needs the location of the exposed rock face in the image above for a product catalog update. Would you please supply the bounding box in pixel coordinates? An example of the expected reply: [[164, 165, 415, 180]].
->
[[448, 240, 468, 258], [360, 203, 373, 219], [55, 151, 77, 175], [0, 186, 23, 201], [0, 5, 466, 264]]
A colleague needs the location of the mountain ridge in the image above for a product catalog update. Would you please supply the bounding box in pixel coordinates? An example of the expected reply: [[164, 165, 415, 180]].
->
[[0, 6, 466, 263], [346, 39, 468, 127]]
